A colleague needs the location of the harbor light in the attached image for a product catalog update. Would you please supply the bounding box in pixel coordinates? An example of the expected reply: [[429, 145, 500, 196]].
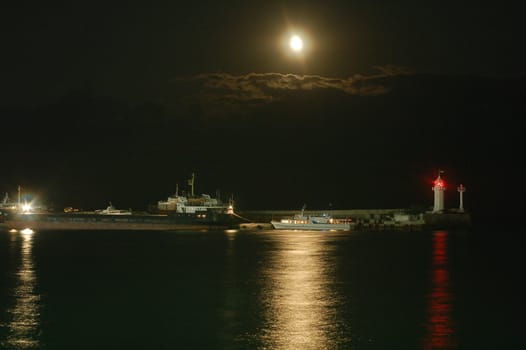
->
[[21, 203, 32, 213], [21, 228, 34, 235]]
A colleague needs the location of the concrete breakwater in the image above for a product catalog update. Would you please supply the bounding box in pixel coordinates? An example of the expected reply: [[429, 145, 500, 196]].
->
[[423, 212, 472, 229], [237, 209, 471, 230], [0, 211, 238, 231], [1, 209, 471, 231]]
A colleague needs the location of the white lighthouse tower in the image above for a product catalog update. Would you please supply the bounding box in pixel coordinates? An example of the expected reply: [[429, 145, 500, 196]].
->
[[457, 184, 466, 212], [432, 171, 446, 213]]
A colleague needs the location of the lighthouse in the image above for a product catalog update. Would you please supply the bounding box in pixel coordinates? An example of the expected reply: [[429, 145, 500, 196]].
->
[[432, 172, 446, 213]]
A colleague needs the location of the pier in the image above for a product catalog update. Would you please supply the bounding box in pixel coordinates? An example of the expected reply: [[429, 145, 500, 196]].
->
[[237, 208, 471, 231]]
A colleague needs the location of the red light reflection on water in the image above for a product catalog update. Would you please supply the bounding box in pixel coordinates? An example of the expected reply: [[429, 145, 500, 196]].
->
[[423, 231, 455, 350]]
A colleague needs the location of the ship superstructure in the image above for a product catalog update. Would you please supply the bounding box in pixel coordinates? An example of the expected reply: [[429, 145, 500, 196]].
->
[[157, 173, 234, 215]]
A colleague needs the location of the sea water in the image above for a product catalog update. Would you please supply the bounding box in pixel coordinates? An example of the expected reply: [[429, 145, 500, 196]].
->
[[0, 228, 523, 349]]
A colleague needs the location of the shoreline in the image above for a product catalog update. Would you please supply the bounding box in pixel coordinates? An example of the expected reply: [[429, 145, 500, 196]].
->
[[0, 222, 226, 231]]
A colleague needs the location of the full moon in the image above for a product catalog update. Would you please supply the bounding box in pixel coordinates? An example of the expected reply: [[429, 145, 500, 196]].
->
[[289, 35, 303, 52]]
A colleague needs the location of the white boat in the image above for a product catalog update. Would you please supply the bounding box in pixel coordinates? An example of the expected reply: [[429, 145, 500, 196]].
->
[[1, 192, 17, 211], [95, 202, 132, 215], [270, 207, 351, 231]]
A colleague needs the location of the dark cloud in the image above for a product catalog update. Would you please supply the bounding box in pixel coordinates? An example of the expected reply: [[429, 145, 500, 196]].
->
[[168, 65, 413, 116]]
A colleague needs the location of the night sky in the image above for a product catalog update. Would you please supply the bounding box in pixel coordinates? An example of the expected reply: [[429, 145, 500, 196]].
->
[[1, 1, 525, 223]]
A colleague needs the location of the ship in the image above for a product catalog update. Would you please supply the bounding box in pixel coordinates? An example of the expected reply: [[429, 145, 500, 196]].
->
[[270, 206, 352, 231], [155, 173, 234, 216]]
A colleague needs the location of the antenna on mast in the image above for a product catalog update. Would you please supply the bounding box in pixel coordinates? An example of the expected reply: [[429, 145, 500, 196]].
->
[[187, 173, 195, 197]]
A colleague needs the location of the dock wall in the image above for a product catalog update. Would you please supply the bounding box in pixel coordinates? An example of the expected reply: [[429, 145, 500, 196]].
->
[[423, 212, 472, 229], [238, 209, 471, 230]]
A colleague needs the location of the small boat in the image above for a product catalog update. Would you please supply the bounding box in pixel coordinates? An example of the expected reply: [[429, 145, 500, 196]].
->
[[270, 206, 351, 231], [1, 192, 17, 211], [95, 202, 132, 215]]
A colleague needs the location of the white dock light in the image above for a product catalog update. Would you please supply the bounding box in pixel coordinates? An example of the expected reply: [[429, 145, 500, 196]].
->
[[457, 184, 466, 212]]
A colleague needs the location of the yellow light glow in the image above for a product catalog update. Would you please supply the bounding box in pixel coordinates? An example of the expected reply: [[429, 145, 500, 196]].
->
[[290, 35, 303, 51], [6, 223, 40, 349], [21, 228, 34, 235]]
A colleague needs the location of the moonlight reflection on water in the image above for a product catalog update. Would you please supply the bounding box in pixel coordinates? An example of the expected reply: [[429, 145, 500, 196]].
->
[[258, 232, 349, 350]]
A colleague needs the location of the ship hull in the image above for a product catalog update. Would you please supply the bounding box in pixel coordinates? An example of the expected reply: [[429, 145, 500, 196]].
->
[[270, 221, 351, 231]]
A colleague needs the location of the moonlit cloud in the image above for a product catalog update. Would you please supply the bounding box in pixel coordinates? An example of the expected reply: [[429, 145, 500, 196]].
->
[[168, 66, 413, 116]]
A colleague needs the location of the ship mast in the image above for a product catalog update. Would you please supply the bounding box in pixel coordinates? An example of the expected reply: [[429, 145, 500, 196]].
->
[[188, 173, 195, 197]]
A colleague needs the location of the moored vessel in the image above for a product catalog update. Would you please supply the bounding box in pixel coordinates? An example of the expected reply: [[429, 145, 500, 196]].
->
[[270, 206, 352, 231], [155, 173, 234, 216], [1, 192, 17, 211], [95, 202, 132, 215]]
